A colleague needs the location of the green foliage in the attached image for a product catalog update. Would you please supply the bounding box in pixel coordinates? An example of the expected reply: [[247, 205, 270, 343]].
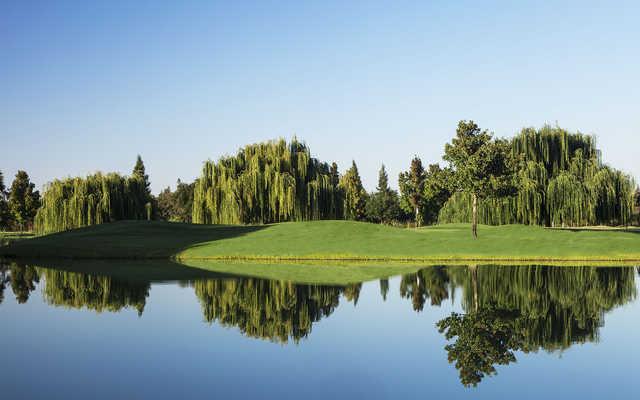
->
[[443, 121, 513, 237], [440, 125, 635, 227], [436, 264, 636, 386], [7, 170, 41, 231], [437, 308, 522, 387], [193, 138, 343, 224], [132, 155, 152, 201], [421, 164, 453, 224], [399, 156, 426, 225], [0, 171, 10, 230], [365, 164, 403, 223], [340, 161, 367, 221], [7, 263, 40, 304], [195, 276, 346, 343], [40, 267, 148, 315], [34, 171, 152, 234], [443, 121, 513, 198], [157, 179, 195, 222]]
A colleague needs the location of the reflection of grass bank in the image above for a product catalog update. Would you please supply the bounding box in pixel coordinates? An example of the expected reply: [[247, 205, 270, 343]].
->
[[182, 260, 425, 284], [2, 220, 640, 263]]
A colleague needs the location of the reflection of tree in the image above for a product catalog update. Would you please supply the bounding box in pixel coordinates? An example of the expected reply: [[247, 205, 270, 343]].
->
[[400, 266, 450, 311], [379, 279, 389, 301], [39, 269, 149, 315], [433, 265, 637, 386], [0, 262, 9, 305], [437, 308, 523, 387], [194, 278, 346, 344], [7, 263, 40, 304], [342, 283, 362, 306]]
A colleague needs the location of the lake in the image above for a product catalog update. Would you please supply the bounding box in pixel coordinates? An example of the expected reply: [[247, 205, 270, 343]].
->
[[1, 261, 639, 399]]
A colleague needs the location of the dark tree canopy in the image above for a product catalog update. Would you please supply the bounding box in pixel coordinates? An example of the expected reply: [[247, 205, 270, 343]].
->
[[0, 171, 10, 230], [365, 164, 403, 224], [157, 180, 195, 223], [8, 170, 41, 231], [399, 156, 426, 225]]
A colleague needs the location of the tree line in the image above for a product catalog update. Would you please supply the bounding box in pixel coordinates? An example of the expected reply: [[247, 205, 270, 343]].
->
[[4, 121, 639, 235]]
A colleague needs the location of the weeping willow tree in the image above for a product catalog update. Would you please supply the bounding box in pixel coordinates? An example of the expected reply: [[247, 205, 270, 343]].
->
[[439, 126, 635, 227], [34, 172, 152, 234], [192, 138, 343, 224]]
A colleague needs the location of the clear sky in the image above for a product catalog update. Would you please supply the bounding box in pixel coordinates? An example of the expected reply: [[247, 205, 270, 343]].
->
[[2, 0, 639, 193]]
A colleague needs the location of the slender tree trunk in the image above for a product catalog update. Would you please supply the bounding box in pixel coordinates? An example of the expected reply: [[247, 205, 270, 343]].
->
[[469, 264, 478, 312], [472, 193, 478, 239], [415, 206, 420, 228]]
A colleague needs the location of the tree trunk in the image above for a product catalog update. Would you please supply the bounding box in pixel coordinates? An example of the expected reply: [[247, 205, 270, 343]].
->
[[472, 193, 478, 239], [469, 264, 478, 312], [415, 206, 420, 228]]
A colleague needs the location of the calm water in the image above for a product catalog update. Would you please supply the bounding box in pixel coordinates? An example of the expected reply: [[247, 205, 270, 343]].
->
[[1, 261, 639, 399]]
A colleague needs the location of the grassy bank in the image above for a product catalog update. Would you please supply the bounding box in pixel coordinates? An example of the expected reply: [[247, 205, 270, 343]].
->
[[1, 220, 640, 262]]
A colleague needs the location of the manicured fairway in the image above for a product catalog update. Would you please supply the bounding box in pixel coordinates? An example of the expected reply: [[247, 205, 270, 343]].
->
[[1, 220, 640, 262]]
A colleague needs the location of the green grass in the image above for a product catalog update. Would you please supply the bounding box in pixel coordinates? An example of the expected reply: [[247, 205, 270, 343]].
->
[[1, 220, 640, 262]]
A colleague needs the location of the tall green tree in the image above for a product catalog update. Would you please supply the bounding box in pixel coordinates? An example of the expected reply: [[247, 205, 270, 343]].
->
[[340, 161, 367, 221], [329, 162, 343, 219], [157, 180, 195, 222], [365, 164, 402, 223], [132, 155, 152, 210], [0, 171, 10, 230], [8, 171, 40, 231], [635, 188, 640, 218], [444, 121, 512, 238], [421, 164, 452, 224], [399, 157, 426, 226]]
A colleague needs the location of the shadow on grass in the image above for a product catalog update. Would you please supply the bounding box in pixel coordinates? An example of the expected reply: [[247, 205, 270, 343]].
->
[[0, 221, 270, 259], [548, 226, 640, 234]]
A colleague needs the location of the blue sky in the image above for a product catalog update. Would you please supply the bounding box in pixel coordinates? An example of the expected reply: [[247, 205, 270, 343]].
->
[[2, 0, 639, 193]]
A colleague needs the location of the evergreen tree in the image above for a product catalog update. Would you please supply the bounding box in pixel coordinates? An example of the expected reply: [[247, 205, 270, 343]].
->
[[366, 164, 402, 223], [329, 162, 343, 219], [399, 157, 426, 226], [8, 171, 40, 231], [132, 155, 152, 200], [443, 121, 512, 238], [0, 171, 10, 230], [340, 161, 367, 221]]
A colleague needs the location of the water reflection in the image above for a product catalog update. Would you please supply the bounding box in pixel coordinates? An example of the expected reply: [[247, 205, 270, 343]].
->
[[1, 260, 638, 387], [434, 265, 637, 386], [193, 279, 361, 343]]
